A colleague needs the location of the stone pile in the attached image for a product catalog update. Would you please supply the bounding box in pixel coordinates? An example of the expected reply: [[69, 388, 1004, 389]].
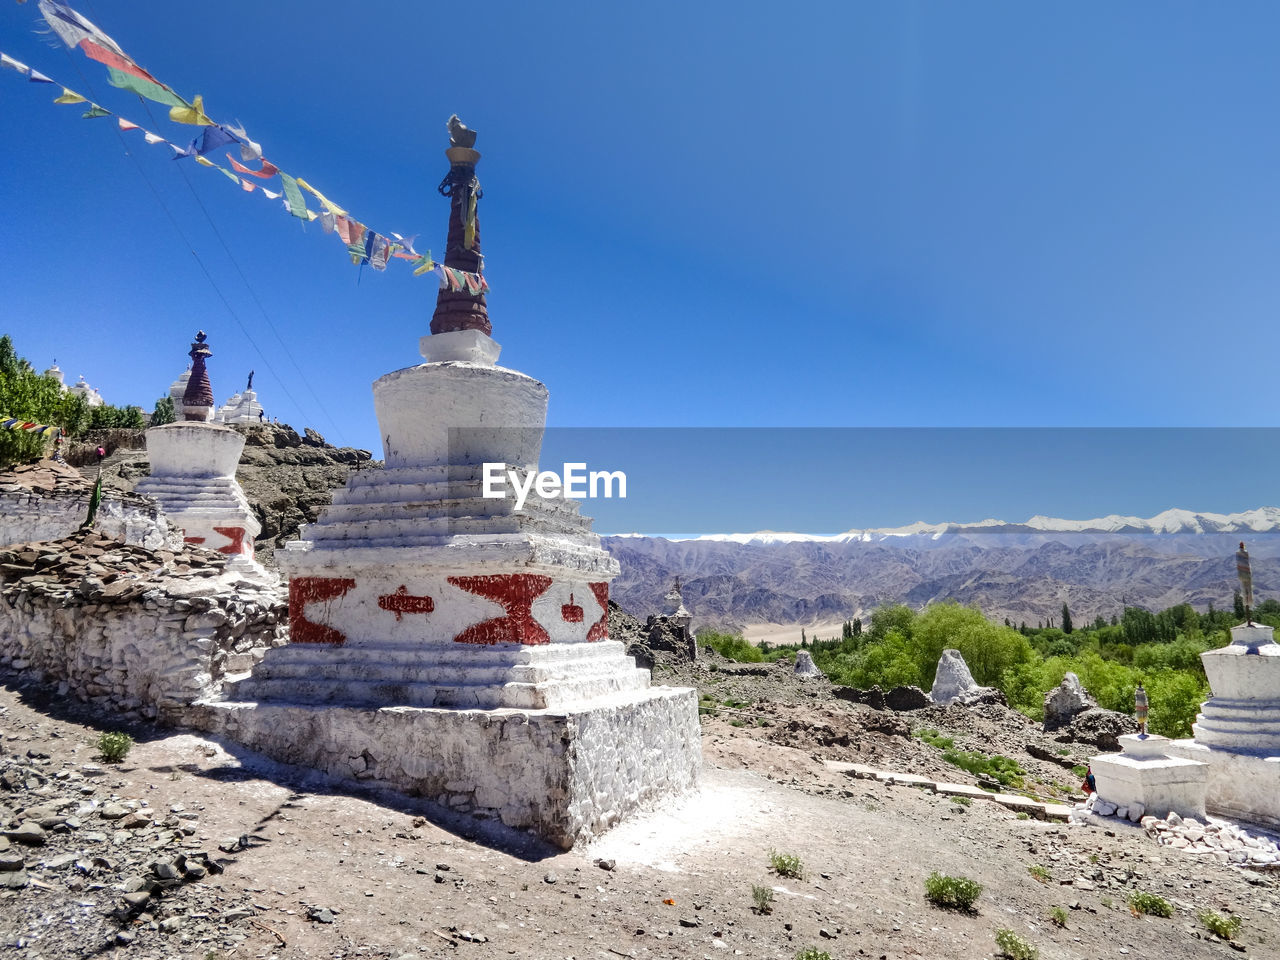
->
[[794, 650, 823, 678], [0, 459, 174, 550], [1068, 795, 1280, 868], [1042, 672, 1096, 731], [929, 649, 1006, 706], [0, 749, 261, 954], [0, 530, 286, 721]]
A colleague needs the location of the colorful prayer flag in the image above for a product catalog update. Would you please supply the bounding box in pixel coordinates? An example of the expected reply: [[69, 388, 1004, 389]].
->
[[54, 87, 86, 104]]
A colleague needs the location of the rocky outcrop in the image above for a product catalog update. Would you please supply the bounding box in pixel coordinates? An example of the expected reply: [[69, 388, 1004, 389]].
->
[[0, 530, 286, 722], [1043, 672, 1097, 732], [1055, 707, 1139, 751], [929, 649, 1003, 706], [794, 650, 822, 678]]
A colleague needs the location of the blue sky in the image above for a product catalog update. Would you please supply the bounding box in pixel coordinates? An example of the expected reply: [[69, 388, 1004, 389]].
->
[[3, 3, 1278, 531]]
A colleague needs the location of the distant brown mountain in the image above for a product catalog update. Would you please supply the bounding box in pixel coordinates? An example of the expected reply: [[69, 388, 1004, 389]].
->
[[604, 518, 1280, 630]]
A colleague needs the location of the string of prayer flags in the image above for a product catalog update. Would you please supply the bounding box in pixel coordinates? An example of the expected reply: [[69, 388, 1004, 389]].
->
[[1, 418, 62, 437]]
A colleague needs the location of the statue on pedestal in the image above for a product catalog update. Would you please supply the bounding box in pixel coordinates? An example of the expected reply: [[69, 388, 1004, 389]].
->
[[1135, 681, 1148, 736], [1237, 541, 1254, 625]]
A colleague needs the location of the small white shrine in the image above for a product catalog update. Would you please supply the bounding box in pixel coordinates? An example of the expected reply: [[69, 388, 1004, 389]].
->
[[198, 118, 700, 849], [215, 371, 265, 423], [135, 332, 263, 572]]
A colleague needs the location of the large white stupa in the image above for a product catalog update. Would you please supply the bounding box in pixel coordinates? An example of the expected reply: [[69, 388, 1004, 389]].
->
[[200, 117, 700, 849]]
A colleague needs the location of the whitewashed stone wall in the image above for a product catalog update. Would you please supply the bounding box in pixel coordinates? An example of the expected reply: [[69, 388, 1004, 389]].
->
[[0, 577, 287, 722], [0, 485, 177, 551], [192, 686, 701, 849]]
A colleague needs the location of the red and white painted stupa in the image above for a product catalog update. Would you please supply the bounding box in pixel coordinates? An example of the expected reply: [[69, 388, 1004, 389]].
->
[[135, 332, 263, 572], [202, 118, 699, 849]]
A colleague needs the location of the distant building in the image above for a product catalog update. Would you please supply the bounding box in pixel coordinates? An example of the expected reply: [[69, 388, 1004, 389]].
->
[[45, 363, 105, 407]]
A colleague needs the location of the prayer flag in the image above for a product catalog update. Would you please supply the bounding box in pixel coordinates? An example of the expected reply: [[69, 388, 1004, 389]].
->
[[261, 188, 281, 199], [240, 178, 255, 192], [227, 154, 278, 179], [80, 473, 102, 530], [169, 93, 213, 126], [27, 69, 54, 84], [81, 104, 110, 119], [143, 131, 165, 145], [54, 88, 86, 104], [278, 171, 309, 219], [0, 53, 29, 75], [295, 178, 347, 216], [39, 1, 126, 56], [117, 117, 139, 131], [104, 66, 188, 109]]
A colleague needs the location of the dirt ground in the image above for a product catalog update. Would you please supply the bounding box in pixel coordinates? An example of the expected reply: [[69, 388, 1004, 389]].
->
[[2, 660, 1279, 960]]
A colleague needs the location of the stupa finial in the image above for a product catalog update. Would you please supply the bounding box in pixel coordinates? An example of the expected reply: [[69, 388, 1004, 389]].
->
[[430, 114, 489, 337], [183, 330, 215, 421]]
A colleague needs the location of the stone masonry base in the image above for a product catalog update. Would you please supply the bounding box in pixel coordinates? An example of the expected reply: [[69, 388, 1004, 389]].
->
[[1168, 739, 1280, 829], [189, 686, 700, 850]]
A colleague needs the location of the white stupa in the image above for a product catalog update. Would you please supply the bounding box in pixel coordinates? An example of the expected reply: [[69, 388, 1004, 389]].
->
[[135, 332, 263, 573], [216, 372, 264, 423], [201, 118, 700, 849], [69, 374, 104, 407]]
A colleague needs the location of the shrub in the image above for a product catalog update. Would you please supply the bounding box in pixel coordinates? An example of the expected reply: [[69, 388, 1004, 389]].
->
[[942, 749, 1025, 787], [994, 928, 1038, 960], [915, 728, 955, 750], [1198, 910, 1242, 940], [1049, 906, 1068, 928], [751, 884, 774, 915], [795, 950, 832, 960], [924, 871, 982, 911], [96, 731, 133, 763], [769, 850, 804, 879], [1028, 865, 1050, 884], [700, 632, 764, 663], [1128, 891, 1173, 918]]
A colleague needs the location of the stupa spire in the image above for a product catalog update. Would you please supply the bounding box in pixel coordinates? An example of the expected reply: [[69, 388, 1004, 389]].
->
[[429, 114, 490, 337], [182, 330, 215, 421]]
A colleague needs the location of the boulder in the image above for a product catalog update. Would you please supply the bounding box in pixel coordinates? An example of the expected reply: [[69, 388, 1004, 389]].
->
[[883, 685, 932, 711], [794, 650, 822, 678], [1057, 707, 1139, 752], [929, 649, 1002, 707], [1043, 672, 1096, 732]]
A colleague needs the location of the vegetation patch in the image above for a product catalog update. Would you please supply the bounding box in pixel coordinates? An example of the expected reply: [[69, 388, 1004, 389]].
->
[[941, 749, 1025, 788], [1027, 864, 1050, 884], [1049, 906, 1068, 928], [915, 728, 955, 750], [795, 950, 832, 960], [96, 731, 133, 764], [1198, 910, 1242, 940], [768, 850, 805, 879], [994, 928, 1038, 960], [924, 871, 982, 911], [700, 632, 764, 663], [750, 884, 774, 915], [1128, 891, 1173, 918]]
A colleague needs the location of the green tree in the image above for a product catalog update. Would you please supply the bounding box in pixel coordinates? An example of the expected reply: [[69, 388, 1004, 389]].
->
[[1061, 603, 1073, 634], [150, 396, 176, 426], [0, 335, 63, 467], [1234, 590, 1246, 620], [909, 602, 1034, 688]]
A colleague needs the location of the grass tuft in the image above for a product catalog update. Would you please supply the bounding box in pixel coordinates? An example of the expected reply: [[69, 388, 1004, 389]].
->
[[924, 871, 982, 911]]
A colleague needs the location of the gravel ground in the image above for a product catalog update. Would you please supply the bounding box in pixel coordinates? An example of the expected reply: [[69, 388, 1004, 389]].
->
[[1, 662, 1278, 960]]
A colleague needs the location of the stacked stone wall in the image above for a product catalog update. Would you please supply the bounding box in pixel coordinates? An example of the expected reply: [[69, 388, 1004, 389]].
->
[[0, 532, 286, 722]]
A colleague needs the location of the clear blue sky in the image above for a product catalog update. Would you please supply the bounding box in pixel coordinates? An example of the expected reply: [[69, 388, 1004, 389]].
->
[[3, 3, 1278, 530]]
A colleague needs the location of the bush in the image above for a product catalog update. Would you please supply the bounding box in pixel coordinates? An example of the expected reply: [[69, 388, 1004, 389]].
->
[[751, 884, 775, 914], [915, 728, 955, 750], [795, 950, 832, 960], [1198, 910, 1242, 940], [700, 632, 764, 663], [769, 850, 804, 879], [1128, 891, 1173, 918], [96, 731, 133, 763], [924, 871, 982, 911], [994, 928, 1038, 960], [942, 749, 1025, 787], [1049, 906, 1067, 928], [1027, 864, 1050, 884]]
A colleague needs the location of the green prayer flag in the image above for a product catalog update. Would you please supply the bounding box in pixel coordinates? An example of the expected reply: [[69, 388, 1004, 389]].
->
[[278, 172, 309, 219], [105, 66, 189, 110], [81, 104, 111, 119]]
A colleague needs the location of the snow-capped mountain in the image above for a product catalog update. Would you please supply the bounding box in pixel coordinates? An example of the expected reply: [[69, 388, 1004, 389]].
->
[[603, 508, 1280, 629]]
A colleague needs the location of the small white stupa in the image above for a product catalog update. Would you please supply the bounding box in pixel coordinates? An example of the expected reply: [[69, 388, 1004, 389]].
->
[[135, 332, 263, 574], [215, 371, 264, 423], [69, 374, 104, 407], [201, 117, 700, 849]]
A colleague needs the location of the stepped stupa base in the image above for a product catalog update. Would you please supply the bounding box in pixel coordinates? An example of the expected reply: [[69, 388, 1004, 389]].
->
[[191, 685, 700, 849], [1166, 740, 1280, 828]]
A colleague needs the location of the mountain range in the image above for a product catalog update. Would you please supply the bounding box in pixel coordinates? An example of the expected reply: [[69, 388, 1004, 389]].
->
[[603, 508, 1280, 630]]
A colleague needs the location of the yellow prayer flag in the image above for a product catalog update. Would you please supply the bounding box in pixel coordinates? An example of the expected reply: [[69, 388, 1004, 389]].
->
[[169, 93, 213, 126], [295, 178, 347, 216], [194, 156, 215, 167], [54, 88, 87, 104], [412, 257, 436, 277]]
